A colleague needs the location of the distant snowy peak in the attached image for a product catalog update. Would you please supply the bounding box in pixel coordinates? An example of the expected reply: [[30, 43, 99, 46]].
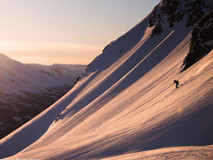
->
[[29, 64, 86, 84], [0, 54, 86, 139], [0, 53, 11, 61], [149, 0, 212, 37], [0, 53, 22, 68], [0, 54, 86, 95], [0, 53, 13, 60]]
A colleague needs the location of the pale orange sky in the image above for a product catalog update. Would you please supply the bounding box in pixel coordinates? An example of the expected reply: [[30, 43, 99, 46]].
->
[[0, 0, 160, 65], [0, 41, 103, 64]]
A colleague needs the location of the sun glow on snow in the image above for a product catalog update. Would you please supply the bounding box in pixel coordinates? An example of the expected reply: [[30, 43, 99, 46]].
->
[[177, 107, 183, 114]]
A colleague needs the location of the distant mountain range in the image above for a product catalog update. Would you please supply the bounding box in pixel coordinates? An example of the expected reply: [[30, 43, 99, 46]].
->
[[0, 54, 86, 139], [1, 0, 213, 159]]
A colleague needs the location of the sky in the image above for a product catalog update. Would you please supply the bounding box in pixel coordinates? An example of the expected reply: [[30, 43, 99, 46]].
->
[[0, 0, 160, 65]]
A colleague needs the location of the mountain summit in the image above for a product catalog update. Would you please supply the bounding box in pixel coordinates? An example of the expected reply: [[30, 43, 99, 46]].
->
[[0, 0, 213, 159]]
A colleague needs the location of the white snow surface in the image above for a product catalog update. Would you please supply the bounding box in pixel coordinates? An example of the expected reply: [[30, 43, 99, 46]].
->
[[0, 55, 85, 95], [0, 14, 213, 159], [29, 63, 86, 84]]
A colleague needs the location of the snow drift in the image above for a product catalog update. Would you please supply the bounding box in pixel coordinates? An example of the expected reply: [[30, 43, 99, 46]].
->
[[0, 0, 213, 159]]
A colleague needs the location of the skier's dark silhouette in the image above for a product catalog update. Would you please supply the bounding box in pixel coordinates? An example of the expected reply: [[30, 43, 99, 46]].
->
[[174, 80, 179, 88]]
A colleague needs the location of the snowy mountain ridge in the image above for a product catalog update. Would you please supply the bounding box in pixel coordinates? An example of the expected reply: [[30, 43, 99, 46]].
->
[[0, 0, 213, 159], [0, 54, 86, 139], [0, 54, 86, 95]]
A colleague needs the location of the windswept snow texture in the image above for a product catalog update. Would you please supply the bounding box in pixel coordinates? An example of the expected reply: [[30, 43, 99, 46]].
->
[[1, 3, 213, 160]]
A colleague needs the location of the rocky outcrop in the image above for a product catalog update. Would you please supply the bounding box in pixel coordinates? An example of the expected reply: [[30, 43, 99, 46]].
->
[[149, 0, 209, 37], [182, 11, 213, 70]]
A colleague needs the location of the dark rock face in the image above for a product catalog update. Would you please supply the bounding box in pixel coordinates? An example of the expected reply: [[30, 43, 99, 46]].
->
[[182, 11, 213, 70], [148, 0, 213, 71], [149, 0, 209, 37], [186, 0, 208, 26]]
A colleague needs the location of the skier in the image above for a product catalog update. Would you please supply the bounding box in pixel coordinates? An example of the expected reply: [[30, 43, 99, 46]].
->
[[173, 80, 179, 88]]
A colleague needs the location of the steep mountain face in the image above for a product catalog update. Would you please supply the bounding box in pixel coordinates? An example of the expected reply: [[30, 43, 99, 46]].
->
[[0, 54, 86, 139], [149, 0, 210, 37], [148, 0, 213, 70], [0, 0, 213, 159]]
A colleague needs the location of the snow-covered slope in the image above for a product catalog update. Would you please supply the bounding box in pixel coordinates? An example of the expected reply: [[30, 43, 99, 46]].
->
[[0, 54, 85, 95], [0, 55, 86, 139], [0, 0, 213, 159], [0, 54, 63, 94], [29, 63, 86, 85]]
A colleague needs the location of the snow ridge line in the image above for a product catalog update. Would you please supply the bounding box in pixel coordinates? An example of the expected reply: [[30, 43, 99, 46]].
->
[[78, 30, 176, 111], [111, 30, 175, 87]]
